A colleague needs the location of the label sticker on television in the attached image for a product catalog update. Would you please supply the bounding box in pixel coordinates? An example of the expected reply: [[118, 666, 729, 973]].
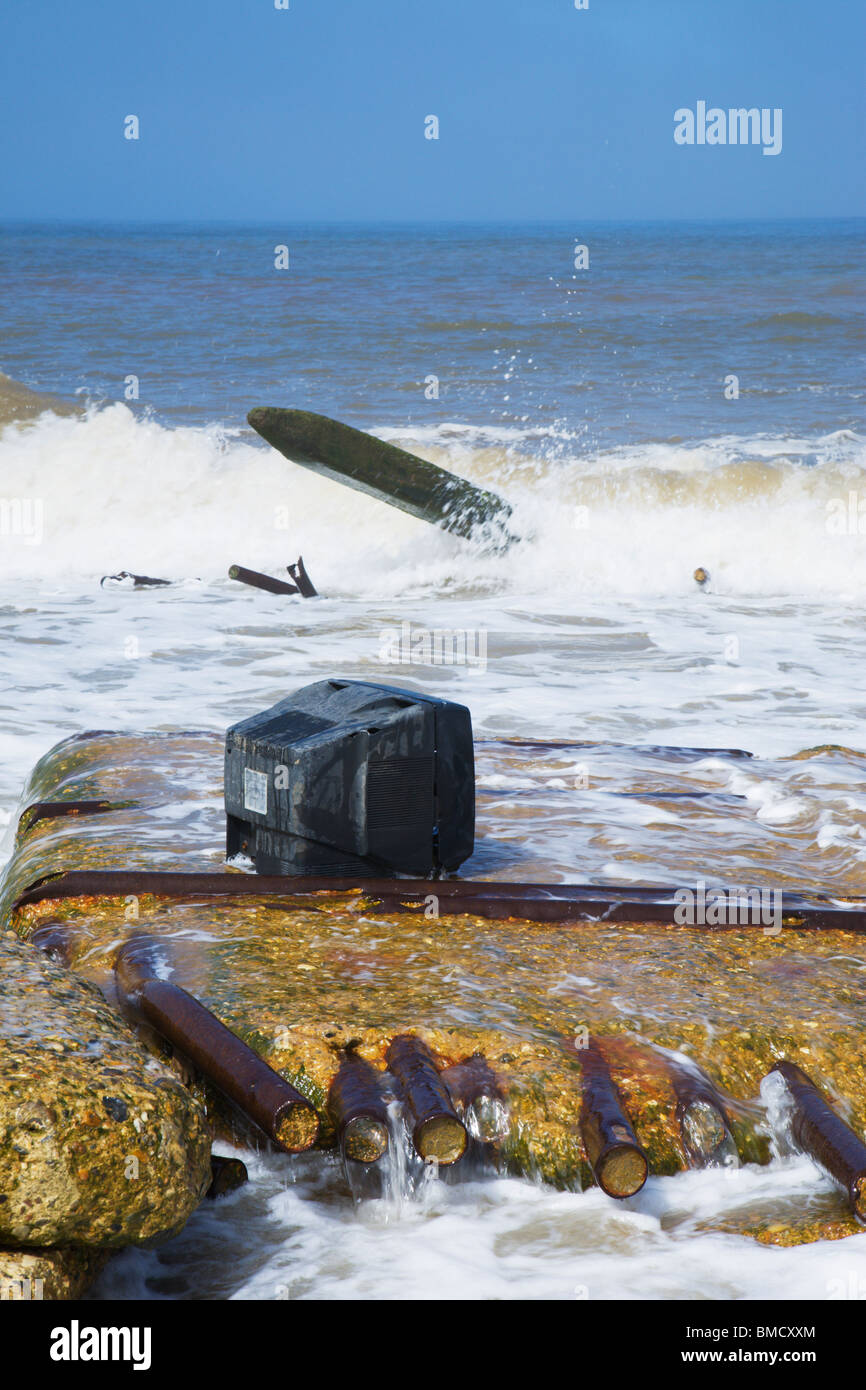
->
[[244, 768, 268, 815]]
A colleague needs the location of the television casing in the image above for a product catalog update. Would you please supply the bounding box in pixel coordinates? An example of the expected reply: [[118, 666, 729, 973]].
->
[[224, 679, 475, 877]]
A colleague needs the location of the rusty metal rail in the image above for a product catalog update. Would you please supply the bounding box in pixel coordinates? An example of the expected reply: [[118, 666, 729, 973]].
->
[[13, 868, 866, 930], [18, 800, 117, 835]]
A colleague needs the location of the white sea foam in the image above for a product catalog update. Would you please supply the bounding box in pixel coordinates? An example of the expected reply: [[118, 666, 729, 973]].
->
[[85, 1146, 866, 1302], [1, 404, 864, 598]]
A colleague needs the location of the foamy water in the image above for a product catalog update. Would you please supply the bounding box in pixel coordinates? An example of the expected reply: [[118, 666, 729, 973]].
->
[[87, 1144, 866, 1302]]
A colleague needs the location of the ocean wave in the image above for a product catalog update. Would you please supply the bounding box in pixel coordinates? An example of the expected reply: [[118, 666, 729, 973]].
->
[[0, 387, 864, 598]]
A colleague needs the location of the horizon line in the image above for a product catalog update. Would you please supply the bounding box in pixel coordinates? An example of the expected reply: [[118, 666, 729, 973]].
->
[[1, 214, 864, 230]]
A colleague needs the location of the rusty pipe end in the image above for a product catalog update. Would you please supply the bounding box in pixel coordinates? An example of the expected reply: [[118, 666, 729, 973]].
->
[[327, 1052, 391, 1164], [414, 1114, 468, 1166], [30, 921, 76, 965], [343, 1114, 390, 1164], [442, 1056, 509, 1143], [680, 1098, 737, 1168], [386, 1034, 468, 1165], [595, 1141, 649, 1199], [274, 1100, 320, 1154], [206, 1155, 249, 1199]]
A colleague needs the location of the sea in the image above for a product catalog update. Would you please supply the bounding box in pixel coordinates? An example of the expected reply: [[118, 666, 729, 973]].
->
[[1, 219, 865, 1300]]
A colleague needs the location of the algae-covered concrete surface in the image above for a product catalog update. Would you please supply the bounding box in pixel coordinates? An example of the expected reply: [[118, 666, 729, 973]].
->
[[10, 893, 864, 1200], [0, 935, 211, 1249], [3, 730, 866, 1277], [0, 1245, 108, 1301]]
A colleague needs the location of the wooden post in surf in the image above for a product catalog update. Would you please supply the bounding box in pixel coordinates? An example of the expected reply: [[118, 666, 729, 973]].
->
[[247, 407, 518, 550]]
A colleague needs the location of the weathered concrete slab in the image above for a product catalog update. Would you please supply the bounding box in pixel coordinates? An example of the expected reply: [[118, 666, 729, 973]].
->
[[0, 936, 211, 1248], [5, 731, 866, 1248], [0, 1245, 108, 1301]]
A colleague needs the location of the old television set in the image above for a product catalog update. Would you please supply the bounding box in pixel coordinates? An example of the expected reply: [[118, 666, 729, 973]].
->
[[225, 679, 475, 877]]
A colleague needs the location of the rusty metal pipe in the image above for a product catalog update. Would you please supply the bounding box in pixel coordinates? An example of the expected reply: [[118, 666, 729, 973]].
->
[[768, 1061, 866, 1222], [327, 1053, 390, 1163], [228, 564, 299, 596], [206, 1154, 249, 1199], [669, 1060, 737, 1169], [287, 556, 317, 598], [580, 1041, 649, 1199], [441, 1055, 509, 1142], [29, 921, 77, 965], [18, 800, 116, 836], [115, 935, 319, 1154], [385, 1035, 467, 1165]]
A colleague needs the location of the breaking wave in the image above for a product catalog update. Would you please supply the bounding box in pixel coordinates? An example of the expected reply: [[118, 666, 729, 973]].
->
[[1, 381, 864, 598]]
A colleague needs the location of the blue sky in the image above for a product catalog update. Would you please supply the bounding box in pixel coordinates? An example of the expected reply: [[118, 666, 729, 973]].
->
[[1, 0, 863, 221]]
